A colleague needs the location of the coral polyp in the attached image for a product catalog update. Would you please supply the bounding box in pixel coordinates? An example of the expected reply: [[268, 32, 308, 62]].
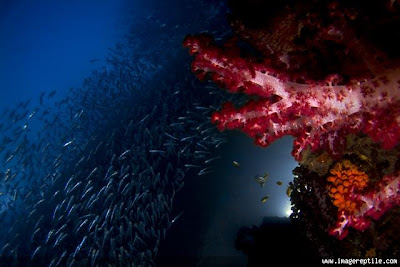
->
[[327, 160, 369, 212]]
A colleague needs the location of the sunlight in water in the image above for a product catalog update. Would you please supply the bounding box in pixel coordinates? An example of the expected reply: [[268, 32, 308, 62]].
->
[[284, 201, 293, 217]]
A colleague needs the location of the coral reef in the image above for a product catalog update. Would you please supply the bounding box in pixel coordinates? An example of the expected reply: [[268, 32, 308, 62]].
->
[[184, 1, 400, 161], [290, 159, 400, 259], [184, 0, 400, 260], [329, 170, 400, 239], [327, 160, 369, 212]]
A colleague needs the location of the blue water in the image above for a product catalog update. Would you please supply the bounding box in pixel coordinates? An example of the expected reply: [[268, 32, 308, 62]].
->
[[0, 1, 298, 265], [0, 0, 126, 107]]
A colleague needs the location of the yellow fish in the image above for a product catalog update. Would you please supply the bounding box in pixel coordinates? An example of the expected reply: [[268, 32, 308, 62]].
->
[[261, 196, 269, 203], [286, 186, 293, 197], [232, 161, 240, 168], [359, 153, 369, 161], [276, 181, 283, 186]]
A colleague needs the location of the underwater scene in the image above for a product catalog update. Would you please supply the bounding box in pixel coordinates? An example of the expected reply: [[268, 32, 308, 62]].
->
[[0, 0, 399, 266]]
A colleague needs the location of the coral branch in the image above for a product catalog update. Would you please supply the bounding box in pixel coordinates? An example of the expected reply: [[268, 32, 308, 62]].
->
[[329, 172, 400, 239], [184, 35, 400, 161]]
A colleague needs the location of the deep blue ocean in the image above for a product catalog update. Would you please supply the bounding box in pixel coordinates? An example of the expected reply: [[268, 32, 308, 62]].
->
[[0, 1, 301, 266]]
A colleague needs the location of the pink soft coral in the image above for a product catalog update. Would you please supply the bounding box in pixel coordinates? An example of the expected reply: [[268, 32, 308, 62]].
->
[[184, 34, 400, 161]]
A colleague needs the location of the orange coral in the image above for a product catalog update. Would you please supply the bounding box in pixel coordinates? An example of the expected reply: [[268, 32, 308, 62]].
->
[[327, 160, 369, 213]]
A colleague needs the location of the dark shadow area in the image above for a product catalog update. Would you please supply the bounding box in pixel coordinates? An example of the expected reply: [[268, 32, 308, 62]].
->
[[235, 217, 320, 266]]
